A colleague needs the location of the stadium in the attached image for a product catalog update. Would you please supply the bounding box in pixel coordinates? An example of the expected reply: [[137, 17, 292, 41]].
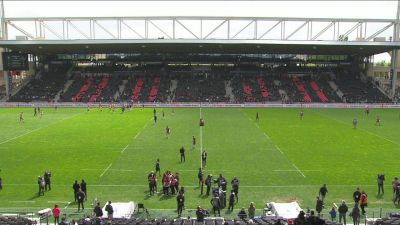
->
[[0, 1, 400, 225]]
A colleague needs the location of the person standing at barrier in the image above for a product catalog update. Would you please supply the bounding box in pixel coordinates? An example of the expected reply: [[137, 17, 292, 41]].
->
[[52, 204, 60, 225], [338, 200, 348, 225], [105, 201, 114, 221], [248, 202, 256, 219], [210, 193, 221, 217], [360, 191, 368, 215], [93, 202, 103, 218], [351, 204, 360, 225], [315, 196, 323, 215], [77, 188, 85, 211]]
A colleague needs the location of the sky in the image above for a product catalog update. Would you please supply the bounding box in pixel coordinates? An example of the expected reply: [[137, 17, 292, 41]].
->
[[2, 1, 398, 61]]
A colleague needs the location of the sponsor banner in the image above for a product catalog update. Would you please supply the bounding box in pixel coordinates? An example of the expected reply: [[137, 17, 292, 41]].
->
[[1, 102, 400, 109]]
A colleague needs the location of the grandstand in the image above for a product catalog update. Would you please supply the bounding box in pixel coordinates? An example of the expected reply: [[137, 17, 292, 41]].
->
[[1, 2, 400, 225]]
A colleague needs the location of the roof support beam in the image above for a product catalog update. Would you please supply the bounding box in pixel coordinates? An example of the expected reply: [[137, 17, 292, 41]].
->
[[311, 22, 335, 40], [203, 20, 227, 39]]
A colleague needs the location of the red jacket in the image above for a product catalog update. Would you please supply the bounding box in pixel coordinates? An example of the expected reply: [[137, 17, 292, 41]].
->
[[52, 207, 61, 217]]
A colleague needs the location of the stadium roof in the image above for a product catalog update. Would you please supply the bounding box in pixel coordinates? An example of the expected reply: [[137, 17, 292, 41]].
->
[[0, 39, 399, 56]]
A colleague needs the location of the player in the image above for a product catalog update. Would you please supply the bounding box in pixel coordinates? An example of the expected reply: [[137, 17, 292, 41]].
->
[[365, 106, 370, 116], [19, 112, 24, 123], [192, 136, 196, 149], [99, 103, 103, 112], [199, 118, 205, 126], [201, 150, 207, 168], [179, 147, 186, 163], [153, 108, 156, 117], [172, 108, 175, 115], [166, 126, 171, 139], [162, 110, 165, 118], [300, 111, 304, 120], [40, 110, 43, 119], [155, 159, 161, 176], [353, 118, 358, 129], [34, 108, 37, 117], [154, 114, 157, 123], [87, 105, 90, 112], [54, 105, 58, 111], [375, 115, 381, 126], [256, 112, 259, 121]]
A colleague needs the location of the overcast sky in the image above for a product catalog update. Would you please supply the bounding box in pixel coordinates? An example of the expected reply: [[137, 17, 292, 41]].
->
[[3, 1, 398, 19], [2, 1, 397, 61]]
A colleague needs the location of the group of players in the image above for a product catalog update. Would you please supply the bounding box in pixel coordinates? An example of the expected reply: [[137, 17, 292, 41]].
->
[[352, 107, 382, 129]]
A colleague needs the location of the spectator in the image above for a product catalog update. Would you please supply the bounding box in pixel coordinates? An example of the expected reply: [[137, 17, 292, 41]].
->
[[105, 201, 114, 220], [248, 202, 256, 219], [59, 218, 69, 225], [93, 202, 103, 218], [329, 206, 337, 222], [338, 200, 348, 225], [238, 207, 247, 220], [315, 196, 323, 215], [52, 204, 60, 225], [196, 206, 206, 222], [210, 194, 221, 216], [351, 204, 361, 225], [294, 211, 306, 225], [360, 191, 368, 215]]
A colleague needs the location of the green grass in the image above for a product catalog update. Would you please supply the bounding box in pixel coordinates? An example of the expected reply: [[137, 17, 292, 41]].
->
[[0, 107, 400, 219]]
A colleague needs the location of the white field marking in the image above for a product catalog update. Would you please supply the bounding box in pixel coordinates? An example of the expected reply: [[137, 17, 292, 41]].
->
[[200, 107, 203, 169], [99, 163, 112, 177], [178, 169, 229, 172], [64, 202, 71, 209], [274, 145, 284, 154], [292, 163, 306, 178], [242, 111, 304, 179], [0, 112, 81, 145], [312, 110, 400, 146], [121, 144, 129, 153], [8, 201, 35, 203], [273, 169, 321, 172], [133, 118, 152, 140], [2, 183, 384, 188], [82, 168, 133, 172]]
